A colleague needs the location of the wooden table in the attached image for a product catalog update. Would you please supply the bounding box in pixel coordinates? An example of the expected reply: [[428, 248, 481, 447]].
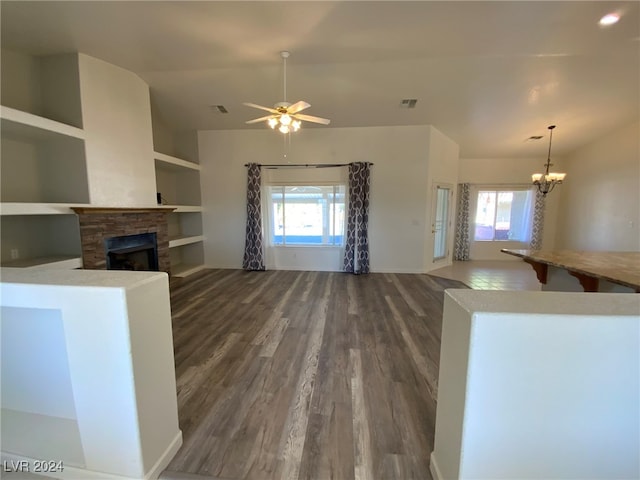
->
[[501, 249, 640, 293]]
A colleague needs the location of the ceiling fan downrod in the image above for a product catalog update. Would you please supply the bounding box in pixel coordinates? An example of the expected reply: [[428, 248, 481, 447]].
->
[[281, 51, 289, 103]]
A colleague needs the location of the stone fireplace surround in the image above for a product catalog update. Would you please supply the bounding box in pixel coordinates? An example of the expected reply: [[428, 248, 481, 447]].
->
[[71, 207, 175, 274]]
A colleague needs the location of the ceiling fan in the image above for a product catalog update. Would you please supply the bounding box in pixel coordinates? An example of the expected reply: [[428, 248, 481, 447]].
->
[[244, 51, 330, 134]]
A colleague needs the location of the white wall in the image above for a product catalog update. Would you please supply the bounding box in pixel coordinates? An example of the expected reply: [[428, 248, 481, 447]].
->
[[1, 307, 76, 419], [1, 269, 182, 479], [79, 54, 157, 207], [555, 121, 640, 251], [458, 157, 562, 260], [199, 125, 458, 272], [431, 289, 640, 480]]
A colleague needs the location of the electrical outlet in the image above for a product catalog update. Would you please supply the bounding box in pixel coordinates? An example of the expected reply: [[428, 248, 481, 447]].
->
[[10, 249, 19, 260]]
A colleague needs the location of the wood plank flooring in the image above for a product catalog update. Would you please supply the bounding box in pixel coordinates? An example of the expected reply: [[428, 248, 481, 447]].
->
[[164, 269, 466, 480]]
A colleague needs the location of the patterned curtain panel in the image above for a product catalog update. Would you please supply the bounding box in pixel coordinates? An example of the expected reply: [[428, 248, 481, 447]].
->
[[343, 162, 371, 274], [242, 163, 265, 271], [530, 190, 545, 250], [453, 183, 471, 261]]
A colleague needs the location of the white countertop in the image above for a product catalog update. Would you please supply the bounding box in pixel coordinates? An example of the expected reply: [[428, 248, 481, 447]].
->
[[0, 267, 167, 289], [446, 289, 640, 317]]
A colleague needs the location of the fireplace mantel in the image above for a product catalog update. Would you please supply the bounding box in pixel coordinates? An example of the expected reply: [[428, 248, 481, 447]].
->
[[71, 207, 176, 214]]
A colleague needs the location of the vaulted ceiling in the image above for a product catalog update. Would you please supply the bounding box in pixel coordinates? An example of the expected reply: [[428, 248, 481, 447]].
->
[[2, 1, 638, 157]]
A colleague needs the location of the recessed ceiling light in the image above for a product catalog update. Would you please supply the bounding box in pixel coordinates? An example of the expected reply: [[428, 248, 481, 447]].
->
[[599, 12, 620, 26]]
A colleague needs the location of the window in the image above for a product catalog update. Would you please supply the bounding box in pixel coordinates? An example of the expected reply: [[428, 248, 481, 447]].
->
[[268, 185, 346, 246], [474, 189, 534, 242]]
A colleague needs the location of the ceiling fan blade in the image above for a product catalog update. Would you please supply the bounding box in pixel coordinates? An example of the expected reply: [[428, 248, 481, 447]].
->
[[294, 113, 331, 125], [287, 101, 311, 114], [246, 115, 274, 125], [243, 102, 279, 114]]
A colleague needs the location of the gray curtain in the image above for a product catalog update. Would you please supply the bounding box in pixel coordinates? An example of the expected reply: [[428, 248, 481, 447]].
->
[[242, 163, 265, 270], [453, 183, 471, 261], [343, 162, 371, 274], [530, 190, 545, 250]]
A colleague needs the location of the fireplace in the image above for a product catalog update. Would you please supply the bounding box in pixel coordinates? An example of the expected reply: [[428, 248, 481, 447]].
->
[[72, 207, 174, 274], [105, 233, 159, 271]]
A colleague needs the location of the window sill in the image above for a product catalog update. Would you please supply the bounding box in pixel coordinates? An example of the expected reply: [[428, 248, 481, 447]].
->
[[473, 240, 530, 243], [269, 244, 344, 249]]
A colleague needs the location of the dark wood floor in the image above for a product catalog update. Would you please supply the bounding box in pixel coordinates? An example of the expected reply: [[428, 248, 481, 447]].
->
[[164, 269, 466, 480]]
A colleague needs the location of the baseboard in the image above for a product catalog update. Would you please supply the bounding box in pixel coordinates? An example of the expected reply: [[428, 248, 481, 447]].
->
[[429, 451, 443, 480], [369, 267, 425, 274], [2, 430, 183, 480], [146, 430, 183, 480]]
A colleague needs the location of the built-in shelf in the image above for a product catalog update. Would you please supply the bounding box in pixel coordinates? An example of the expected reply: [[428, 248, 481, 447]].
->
[[154, 152, 201, 207], [0, 255, 82, 270], [171, 263, 206, 278], [154, 150, 204, 276], [154, 151, 201, 171], [1, 55, 89, 271], [1, 106, 90, 205], [169, 235, 204, 248], [161, 205, 203, 213], [1, 106, 85, 140], [0, 203, 89, 216], [1, 215, 82, 267], [169, 240, 204, 278]]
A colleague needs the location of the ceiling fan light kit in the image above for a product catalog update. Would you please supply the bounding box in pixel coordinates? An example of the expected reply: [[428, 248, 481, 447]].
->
[[244, 51, 330, 134]]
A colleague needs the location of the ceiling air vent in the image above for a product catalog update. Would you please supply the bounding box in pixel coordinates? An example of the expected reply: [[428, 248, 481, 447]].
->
[[527, 135, 544, 141], [400, 99, 418, 109], [211, 105, 228, 114]]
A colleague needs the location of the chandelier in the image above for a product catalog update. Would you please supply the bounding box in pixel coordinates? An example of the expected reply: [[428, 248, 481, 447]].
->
[[532, 125, 566, 196]]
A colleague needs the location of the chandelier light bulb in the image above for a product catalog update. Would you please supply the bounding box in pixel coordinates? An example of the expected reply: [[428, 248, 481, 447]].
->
[[292, 120, 301, 132], [280, 114, 292, 126], [279, 124, 290, 134], [268, 117, 278, 129]]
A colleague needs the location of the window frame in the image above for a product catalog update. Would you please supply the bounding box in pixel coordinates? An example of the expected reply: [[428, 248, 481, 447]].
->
[[472, 186, 535, 243], [265, 182, 347, 247]]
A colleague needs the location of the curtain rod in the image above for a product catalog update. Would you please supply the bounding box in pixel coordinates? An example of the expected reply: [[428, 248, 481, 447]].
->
[[244, 162, 373, 169], [464, 182, 533, 186]]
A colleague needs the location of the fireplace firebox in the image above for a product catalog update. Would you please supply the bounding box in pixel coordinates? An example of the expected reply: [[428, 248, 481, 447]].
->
[[105, 233, 159, 271], [72, 207, 174, 274]]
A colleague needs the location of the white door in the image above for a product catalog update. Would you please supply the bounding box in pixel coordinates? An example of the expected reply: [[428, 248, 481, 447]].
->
[[432, 184, 453, 262]]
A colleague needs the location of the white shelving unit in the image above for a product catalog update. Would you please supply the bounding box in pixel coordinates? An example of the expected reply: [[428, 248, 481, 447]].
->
[[1, 105, 85, 139], [154, 151, 201, 171], [169, 205, 203, 213], [0, 52, 90, 271], [169, 234, 205, 249], [0, 202, 88, 216], [154, 151, 205, 277], [1, 107, 87, 270]]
